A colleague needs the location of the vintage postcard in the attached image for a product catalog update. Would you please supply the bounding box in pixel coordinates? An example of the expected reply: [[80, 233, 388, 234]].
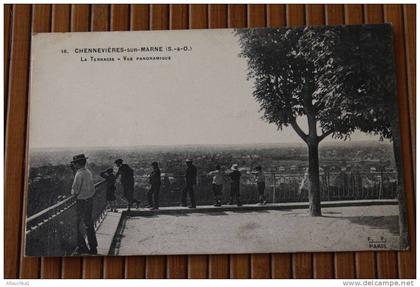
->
[[25, 25, 409, 256]]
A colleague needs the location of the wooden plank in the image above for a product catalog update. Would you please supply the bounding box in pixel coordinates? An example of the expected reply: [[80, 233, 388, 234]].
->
[[208, 255, 229, 279], [251, 254, 270, 279], [334, 253, 355, 279], [306, 4, 325, 26], [344, 4, 363, 24], [399, 5, 416, 279], [189, 4, 208, 29], [376, 251, 398, 279], [345, 4, 377, 279], [131, 4, 149, 30], [111, 4, 130, 32], [228, 4, 247, 28], [42, 4, 71, 279], [125, 257, 146, 279], [364, 4, 384, 24], [266, 6, 291, 278], [271, 254, 292, 279], [71, 4, 90, 32], [40, 257, 61, 279], [364, 4, 399, 279], [325, 4, 356, 279], [229, 248, 250, 277], [103, 255, 125, 279], [166, 253, 187, 279], [4, 4, 13, 126], [247, 4, 266, 27], [292, 252, 313, 279], [28, 4, 54, 279], [4, 3, 32, 279], [146, 256, 166, 278], [384, 4, 415, 279], [209, 4, 227, 28], [267, 4, 286, 27], [51, 4, 71, 32], [355, 252, 377, 278], [91, 4, 109, 32], [19, 3, 51, 280], [150, 4, 169, 31], [403, 4, 416, 197], [325, 4, 344, 25], [286, 4, 313, 279], [286, 4, 305, 27], [188, 255, 208, 279], [170, 4, 188, 30]]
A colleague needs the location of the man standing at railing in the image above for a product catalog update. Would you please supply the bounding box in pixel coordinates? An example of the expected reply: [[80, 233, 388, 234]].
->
[[181, 159, 197, 208], [70, 154, 98, 255], [227, 164, 242, 206], [146, 162, 161, 210], [115, 159, 140, 211]]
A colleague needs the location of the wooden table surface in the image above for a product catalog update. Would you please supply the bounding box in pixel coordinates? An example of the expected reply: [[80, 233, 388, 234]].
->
[[4, 4, 416, 279]]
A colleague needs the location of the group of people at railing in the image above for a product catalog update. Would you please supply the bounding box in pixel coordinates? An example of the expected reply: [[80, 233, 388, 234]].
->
[[101, 158, 268, 211], [68, 153, 268, 255]]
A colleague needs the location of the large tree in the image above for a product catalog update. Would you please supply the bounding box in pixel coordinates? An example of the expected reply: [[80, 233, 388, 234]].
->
[[236, 25, 402, 218], [328, 24, 409, 248]]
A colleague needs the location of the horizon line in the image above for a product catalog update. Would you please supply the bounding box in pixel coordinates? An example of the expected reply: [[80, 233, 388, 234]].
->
[[29, 139, 391, 151]]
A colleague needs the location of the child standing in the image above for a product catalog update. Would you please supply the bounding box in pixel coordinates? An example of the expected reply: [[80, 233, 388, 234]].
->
[[208, 165, 225, 207], [253, 166, 267, 205]]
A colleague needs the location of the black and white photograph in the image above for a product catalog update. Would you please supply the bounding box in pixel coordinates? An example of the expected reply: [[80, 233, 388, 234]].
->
[[25, 24, 409, 256]]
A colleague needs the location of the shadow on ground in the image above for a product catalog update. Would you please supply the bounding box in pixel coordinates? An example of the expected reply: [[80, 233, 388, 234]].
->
[[323, 215, 399, 235]]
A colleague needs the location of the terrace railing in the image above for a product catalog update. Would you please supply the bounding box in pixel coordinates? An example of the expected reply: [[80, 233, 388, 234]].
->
[[132, 171, 398, 207], [25, 180, 107, 256]]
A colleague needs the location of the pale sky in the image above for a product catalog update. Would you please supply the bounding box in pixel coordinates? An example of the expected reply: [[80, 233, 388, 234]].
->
[[29, 29, 379, 149]]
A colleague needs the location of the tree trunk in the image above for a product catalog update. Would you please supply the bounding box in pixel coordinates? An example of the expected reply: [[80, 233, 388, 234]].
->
[[389, 108, 409, 249], [307, 140, 322, 216]]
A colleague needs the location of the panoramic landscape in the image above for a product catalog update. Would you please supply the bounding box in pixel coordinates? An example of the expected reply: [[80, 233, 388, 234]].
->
[[28, 140, 397, 216]]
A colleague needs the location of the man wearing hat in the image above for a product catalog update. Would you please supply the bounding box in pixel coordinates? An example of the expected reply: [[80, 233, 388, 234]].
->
[[115, 159, 140, 211], [227, 164, 242, 206], [147, 162, 161, 210], [70, 154, 98, 254], [181, 159, 197, 208]]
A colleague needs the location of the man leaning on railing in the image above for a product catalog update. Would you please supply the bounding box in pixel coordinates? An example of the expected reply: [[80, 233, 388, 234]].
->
[[70, 154, 98, 255]]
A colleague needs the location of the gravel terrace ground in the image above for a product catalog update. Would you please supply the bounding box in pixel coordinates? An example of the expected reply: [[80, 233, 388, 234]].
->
[[115, 205, 400, 255]]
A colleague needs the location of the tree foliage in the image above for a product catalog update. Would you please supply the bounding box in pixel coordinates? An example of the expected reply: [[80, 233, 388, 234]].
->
[[235, 24, 396, 142]]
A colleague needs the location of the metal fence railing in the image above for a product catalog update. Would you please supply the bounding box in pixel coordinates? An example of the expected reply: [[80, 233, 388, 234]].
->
[[127, 171, 397, 207], [25, 180, 107, 256]]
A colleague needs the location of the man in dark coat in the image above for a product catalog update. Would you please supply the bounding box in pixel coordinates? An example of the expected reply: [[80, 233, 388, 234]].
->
[[115, 159, 140, 211], [228, 164, 242, 206], [147, 162, 161, 210], [181, 159, 197, 208], [100, 168, 117, 212]]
